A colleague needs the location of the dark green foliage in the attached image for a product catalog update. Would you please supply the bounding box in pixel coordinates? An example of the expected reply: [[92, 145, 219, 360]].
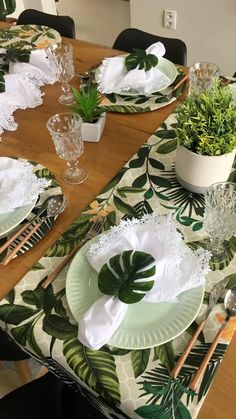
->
[[71, 86, 106, 123], [125, 48, 158, 72], [0, 0, 16, 20], [98, 250, 155, 303]]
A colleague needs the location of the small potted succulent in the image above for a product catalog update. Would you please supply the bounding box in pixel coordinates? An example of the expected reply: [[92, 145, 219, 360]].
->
[[174, 79, 236, 193], [0, 0, 16, 22], [71, 85, 106, 142]]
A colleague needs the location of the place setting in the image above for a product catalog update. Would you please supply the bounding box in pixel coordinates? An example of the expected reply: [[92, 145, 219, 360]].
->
[[0, 25, 63, 135], [0, 157, 64, 265], [80, 41, 189, 113], [66, 213, 211, 350]]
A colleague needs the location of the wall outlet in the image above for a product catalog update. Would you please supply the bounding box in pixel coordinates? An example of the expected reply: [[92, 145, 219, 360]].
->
[[163, 9, 177, 30]]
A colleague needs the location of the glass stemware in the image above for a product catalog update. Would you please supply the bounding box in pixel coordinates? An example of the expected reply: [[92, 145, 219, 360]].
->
[[47, 112, 88, 184], [204, 182, 236, 261], [189, 62, 220, 95], [46, 42, 75, 105]]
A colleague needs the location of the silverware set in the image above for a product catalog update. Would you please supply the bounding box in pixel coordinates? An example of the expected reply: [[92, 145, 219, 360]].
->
[[0, 194, 66, 265], [171, 279, 236, 391]]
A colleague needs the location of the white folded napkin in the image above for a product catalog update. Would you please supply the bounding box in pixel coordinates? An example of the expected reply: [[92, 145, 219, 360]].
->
[[78, 214, 211, 349], [97, 42, 170, 95], [0, 49, 57, 135], [9, 49, 57, 86], [0, 157, 51, 213]]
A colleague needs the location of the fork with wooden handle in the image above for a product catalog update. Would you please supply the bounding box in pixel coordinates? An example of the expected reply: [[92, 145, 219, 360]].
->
[[1, 195, 66, 266], [164, 73, 189, 100], [189, 287, 236, 391], [41, 220, 102, 289], [171, 278, 228, 379]]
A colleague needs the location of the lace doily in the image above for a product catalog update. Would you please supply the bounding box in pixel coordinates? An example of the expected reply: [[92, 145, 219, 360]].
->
[[79, 214, 211, 349], [0, 157, 51, 213], [96, 42, 170, 95], [0, 49, 57, 136]]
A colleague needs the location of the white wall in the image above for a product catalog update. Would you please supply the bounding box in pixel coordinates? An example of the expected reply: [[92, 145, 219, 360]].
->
[[57, 0, 130, 46], [10, 0, 57, 18], [130, 0, 236, 75]]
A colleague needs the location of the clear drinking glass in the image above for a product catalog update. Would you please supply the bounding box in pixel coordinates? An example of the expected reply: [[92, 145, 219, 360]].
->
[[204, 182, 236, 261], [46, 42, 75, 105], [189, 62, 220, 95], [47, 112, 88, 184]]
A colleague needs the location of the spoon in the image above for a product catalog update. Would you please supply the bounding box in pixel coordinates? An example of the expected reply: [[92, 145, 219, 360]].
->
[[78, 70, 91, 80], [2, 194, 67, 265], [189, 286, 236, 391]]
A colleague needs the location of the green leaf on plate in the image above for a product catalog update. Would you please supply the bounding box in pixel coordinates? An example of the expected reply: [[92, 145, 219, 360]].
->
[[98, 250, 155, 304], [4, 47, 31, 63], [125, 48, 158, 72]]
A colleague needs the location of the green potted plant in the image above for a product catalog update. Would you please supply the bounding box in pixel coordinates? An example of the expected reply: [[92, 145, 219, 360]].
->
[[71, 85, 106, 142], [0, 0, 16, 21], [174, 79, 236, 193]]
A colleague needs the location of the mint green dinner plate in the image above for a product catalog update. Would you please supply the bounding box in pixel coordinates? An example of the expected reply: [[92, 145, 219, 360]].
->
[[95, 57, 178, 97], [0, 200, 36, 238], [66, 237, 204, 349]]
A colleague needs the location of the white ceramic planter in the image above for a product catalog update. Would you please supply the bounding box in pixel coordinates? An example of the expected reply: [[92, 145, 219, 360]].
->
[[175, 145, 236, 194], [81, 113, 106, 142]]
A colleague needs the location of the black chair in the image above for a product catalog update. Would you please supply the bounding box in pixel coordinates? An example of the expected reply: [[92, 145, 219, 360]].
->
[[0, 329, 105, 418], [0, 371, 106, 419], [0, 329, 32, 383], [0, 329, 29, 361], [113, 28, 187, 66], [17, 9, 76, 39]]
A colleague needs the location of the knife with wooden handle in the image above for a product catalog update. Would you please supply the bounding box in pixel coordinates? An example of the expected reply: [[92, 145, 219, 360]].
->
[[171, 278, 228, 379], [0, 202, 48, 255]]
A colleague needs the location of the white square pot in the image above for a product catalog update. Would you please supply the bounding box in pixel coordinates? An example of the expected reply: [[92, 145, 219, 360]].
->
[[81, 113, 106, 142]]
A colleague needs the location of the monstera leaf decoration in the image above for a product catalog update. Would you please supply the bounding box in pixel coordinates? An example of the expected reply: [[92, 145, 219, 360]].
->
[[125, 48, 158, 72], [98, 250, 156, 304], [0, 47, 31, 64]]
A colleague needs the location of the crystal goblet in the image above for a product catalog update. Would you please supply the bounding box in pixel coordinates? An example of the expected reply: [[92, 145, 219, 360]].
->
[[204, 182, 236, 261], [47, 112, 88, 184], [189, 62, 220, 95], [46, 42, 75, 105]]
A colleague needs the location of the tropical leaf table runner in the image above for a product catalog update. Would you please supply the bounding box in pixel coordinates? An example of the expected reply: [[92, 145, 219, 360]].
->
[[1, 113, 236, 419]]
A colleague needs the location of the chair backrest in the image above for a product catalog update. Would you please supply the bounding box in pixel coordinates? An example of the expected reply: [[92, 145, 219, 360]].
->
[[17, 9, 76, 39], [113, 28, 187, 66]]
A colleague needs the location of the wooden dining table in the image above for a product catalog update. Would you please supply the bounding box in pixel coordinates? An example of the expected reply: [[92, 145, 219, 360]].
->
[[0, 24, 235, 419]]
